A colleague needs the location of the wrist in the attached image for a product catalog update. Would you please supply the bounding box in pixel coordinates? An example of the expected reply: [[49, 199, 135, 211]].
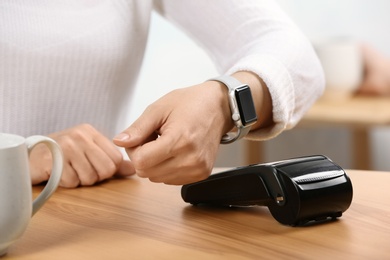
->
[[204, 80, 235, 136], [208, 75, 258, 143], [231, 71, 273, 130]]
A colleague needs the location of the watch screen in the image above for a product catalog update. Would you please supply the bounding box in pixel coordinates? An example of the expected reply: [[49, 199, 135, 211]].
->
[[235, 86, 257, 126]]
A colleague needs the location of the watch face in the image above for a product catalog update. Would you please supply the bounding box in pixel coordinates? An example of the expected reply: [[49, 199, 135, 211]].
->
[[235, 85, 257, 126]]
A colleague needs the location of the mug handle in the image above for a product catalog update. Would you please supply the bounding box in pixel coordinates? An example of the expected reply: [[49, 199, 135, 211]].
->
[[25, 135, 64, 216]]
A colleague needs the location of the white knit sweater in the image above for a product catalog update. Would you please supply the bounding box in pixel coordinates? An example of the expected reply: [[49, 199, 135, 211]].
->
[[0, 0, 324, 140]]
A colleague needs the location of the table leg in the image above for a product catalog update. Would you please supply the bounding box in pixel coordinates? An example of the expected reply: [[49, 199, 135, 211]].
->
[[352, 128, 371, 170], [245, 140, 264, 165]]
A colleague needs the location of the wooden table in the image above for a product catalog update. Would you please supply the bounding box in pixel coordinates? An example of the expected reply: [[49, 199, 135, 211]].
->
[[5, 169, 390, 259], [246, 95, 390, 169]]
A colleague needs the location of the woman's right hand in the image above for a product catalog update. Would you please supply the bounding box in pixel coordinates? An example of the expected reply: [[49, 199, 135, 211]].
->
[[30, 124, 136, 188]]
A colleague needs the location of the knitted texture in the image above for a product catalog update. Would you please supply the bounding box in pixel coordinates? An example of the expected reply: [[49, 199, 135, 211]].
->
[[0, 0, 324, 140]]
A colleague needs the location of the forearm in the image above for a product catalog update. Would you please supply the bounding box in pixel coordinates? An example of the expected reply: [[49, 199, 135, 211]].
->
[[158, 0, 324, 140]]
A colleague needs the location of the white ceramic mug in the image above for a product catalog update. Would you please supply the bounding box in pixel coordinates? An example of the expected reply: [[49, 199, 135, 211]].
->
[[314, 37, 363, 100], [0, 133, 63, 256]]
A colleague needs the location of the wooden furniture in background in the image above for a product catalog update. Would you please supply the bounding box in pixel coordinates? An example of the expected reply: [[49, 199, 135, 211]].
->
[[6, 169, 390, 259], [246, 96, 390, 169]]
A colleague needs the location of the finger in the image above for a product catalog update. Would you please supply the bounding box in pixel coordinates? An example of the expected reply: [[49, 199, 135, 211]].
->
[[29, 144, 52, 185], [30, 166, 50, 185], [68, 147, 99, 186], [113, 106, 166, 147], [84, 145, 119, 181], [114, 160, 136, 177], [127, 132, 180, 172], [94, 135, 124, 166], [59, 162, 81, 188], [31, 174, 49, 185], [116, 131, 158, 161], [90, 131, 128, 179]]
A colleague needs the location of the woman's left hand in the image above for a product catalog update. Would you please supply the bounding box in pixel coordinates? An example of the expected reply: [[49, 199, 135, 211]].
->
[[113, 81, 232, 185]]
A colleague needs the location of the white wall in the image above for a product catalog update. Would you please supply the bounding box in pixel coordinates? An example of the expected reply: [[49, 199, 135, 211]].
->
[[270, 0, 390, 170], [127, 13, 217, 123], [276, 0, 390, 55], [129, 2, 390, 170]]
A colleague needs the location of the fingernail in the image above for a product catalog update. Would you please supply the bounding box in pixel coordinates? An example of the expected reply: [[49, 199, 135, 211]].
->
[[114, 133, 130, 141]]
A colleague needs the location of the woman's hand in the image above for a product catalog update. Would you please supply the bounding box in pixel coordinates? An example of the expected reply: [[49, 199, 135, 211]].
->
[[113, 81, 231, 185], [113, 72, 272, 185], [30, 124, 135, 188]]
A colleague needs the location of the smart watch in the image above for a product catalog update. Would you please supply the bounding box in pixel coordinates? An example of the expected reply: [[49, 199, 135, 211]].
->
[[209, 75, 257, 144]]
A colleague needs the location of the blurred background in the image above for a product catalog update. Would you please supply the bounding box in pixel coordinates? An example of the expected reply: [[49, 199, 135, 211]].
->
[[125, 0, 390, 171]]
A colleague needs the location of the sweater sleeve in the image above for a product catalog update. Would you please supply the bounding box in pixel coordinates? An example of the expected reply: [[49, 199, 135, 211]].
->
[[154, 0, 325, 140]]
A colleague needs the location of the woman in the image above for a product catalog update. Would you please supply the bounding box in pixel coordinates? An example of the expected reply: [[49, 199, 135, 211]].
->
[[0, 0, 324, 187]]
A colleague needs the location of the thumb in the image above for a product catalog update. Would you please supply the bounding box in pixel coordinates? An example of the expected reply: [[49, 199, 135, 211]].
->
[[113, 108, 164, 148], [114, 160, 136, 177]]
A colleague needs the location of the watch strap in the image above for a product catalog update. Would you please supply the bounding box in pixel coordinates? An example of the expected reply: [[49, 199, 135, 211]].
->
[[211, 75, 243, 92]]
